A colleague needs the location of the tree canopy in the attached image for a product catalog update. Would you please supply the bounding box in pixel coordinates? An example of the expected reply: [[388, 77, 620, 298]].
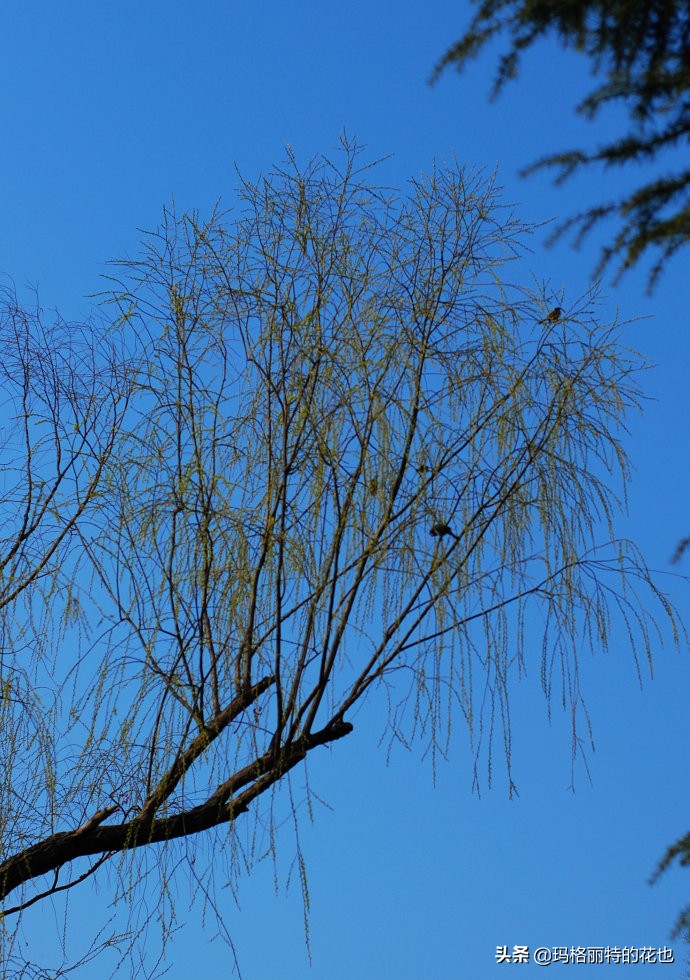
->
[[432, 0, 690, 289], [0, 138, 679, 976]]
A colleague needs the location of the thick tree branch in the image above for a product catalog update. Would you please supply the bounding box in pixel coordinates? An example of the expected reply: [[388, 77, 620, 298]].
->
[[137, 673, 276, 825], [0, 717, 352, 905]]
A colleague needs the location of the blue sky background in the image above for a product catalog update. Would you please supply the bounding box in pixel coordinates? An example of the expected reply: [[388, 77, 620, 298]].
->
[[2, 2, 690, 977]]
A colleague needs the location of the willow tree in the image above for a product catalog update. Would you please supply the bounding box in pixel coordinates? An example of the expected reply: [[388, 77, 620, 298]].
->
[[0, 139, 677, 976]]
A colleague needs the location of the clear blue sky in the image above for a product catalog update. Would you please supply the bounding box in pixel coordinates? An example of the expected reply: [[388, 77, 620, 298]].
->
[[3, 2, 690, 977]]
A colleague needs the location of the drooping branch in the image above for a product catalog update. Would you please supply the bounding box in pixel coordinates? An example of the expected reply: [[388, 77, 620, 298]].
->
[[430, 0, 690, 287]]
